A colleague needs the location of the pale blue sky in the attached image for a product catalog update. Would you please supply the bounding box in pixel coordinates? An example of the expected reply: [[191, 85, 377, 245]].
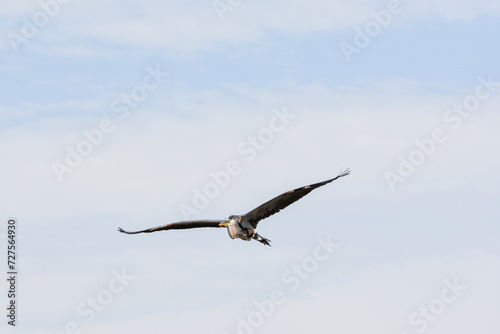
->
[[1, 1, 499, 333]]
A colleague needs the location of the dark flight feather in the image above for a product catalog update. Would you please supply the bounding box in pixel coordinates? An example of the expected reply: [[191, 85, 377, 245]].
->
[[118, 220, 223, 234], [243, 168, 350, 228]]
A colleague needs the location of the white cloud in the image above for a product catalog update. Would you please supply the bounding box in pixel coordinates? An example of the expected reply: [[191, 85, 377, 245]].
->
[[253, 254, 500, 334], [2, 0, 500, 54], [2, 79, 499, 222], [23, 253, 496, 334], [1, 1, 499, 333], [407, 0, 500, 20]]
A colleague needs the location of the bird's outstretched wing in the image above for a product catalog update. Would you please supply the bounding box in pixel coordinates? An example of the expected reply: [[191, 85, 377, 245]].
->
[[118, 220, 224, 234], [243, 169, 350, 228]]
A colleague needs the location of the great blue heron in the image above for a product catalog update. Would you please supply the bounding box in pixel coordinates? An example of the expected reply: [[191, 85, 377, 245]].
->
[[118, 169, 350, 246]]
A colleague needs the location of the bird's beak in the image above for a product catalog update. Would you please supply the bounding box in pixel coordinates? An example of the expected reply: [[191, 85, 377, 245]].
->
[[219, 220, 229, 227]]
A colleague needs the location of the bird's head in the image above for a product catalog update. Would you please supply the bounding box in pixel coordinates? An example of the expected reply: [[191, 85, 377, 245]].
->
[[219, 215, 239, 227]]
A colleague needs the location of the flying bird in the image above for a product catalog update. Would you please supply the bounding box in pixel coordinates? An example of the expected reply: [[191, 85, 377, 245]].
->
[[118, 169, 350, 246]]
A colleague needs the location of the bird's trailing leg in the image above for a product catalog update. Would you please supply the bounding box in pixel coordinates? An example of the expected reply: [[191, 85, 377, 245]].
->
[[253, 232, 271, 246]]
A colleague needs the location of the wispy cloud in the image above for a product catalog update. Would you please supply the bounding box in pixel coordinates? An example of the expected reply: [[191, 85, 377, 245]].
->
[[3, 0, 500, 55], [1, 1, 499, 333]]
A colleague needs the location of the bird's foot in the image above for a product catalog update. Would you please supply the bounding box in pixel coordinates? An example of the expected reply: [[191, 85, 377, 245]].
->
[[254, 233, 271, 246]]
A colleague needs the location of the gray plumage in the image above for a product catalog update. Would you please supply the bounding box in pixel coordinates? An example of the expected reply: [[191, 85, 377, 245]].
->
[[118, 168, 350, 246]]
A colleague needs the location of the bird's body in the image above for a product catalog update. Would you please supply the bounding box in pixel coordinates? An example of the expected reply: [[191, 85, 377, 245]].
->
[[118, 169, 350, 246], [222, 215, 271, 245], [224, 215, 251, 240]]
